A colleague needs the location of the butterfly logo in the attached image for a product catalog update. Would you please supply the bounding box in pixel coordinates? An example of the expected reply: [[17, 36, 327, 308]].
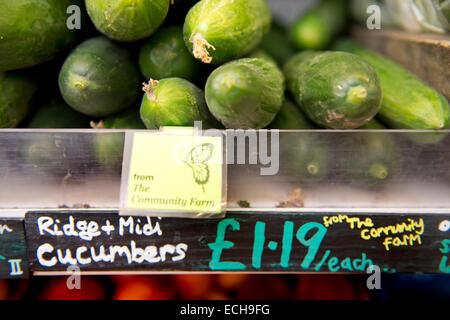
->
[[184, 143, 214, 193]]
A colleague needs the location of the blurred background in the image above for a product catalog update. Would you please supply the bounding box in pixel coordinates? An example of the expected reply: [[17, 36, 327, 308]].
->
[[1, 273, 450, 300]]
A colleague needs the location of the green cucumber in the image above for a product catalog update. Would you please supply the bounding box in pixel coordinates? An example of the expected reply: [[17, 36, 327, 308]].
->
[[0, 0, 81, 72], [140, 78, 221, 129], [205, 57, 285, 129], [0, 72, 38, 128], [359, 118, 386, 130], [59, 37, 141, 118], [93, 108, 145, 172], [345, 131, 398, 186], [284, 51, 382, 129], [289, 0, 347, 50], [280, 133, 330, 184], [259, 23, 296, 66], [183, 0, 272, 65], [269, 99, 316, 130], [334, 40, 450, 130], [27, 99, 90, 128], [96, 107, 146, 130], [85, 0, 170, 42], [139, 26, 201, 82], [247, 49, 278, 67], [344, 120, 399, 185]]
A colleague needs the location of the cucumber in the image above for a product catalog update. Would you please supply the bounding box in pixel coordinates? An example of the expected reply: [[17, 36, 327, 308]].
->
[[205, 57, 285, 129], [0, 72, 38, 128], [59, 37, 141, 118], [284, 51, 382, 129], [27, 99, 90, 129], [280, 133, 331, 184], [0, 0, 81, 72], [95, 107, 146, 130], [140, 78, 221, 129], [248, 49, 278, 67], [92, 108, 145, 172], [269, 99, 316, 130], [334, 40, 450, 130], [359, 118, 386, 130], [139, 26, 201, 82], [344, 131, 398, 186], [342, 119, 399, 185], [259, 23, 296, 66], [85, 0, 170, 42], [289, 0, 347, 50], [183, 0, 272, 65]]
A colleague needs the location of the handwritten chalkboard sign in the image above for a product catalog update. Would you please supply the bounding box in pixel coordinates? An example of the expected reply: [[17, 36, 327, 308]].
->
[[24, 212, 450, 274], [0, 219, 29, 278]]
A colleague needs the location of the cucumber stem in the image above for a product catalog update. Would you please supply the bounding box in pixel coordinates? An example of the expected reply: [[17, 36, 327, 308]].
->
[[73, 80, 88, 91], [142, 79, 159, 102], [307, 163, 319, 175], [90, 120, 105, 129], [346, 85, 367, 106], [190, 33, 216, 64], [369, 162, 388, 181]]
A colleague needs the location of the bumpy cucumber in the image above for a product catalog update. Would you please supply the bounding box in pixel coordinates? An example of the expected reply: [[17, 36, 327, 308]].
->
[[58, 37, 141, 118], [140, 78, 221, 129], [27, 98, 90, 129], [139, 26, 201, 82], [0, 0, 81, 72], [85, 0, 170, 41], [93, 108, 145, 172], [289, 0, 347, 50], [359, 118, 386, 130], [248, 49, 278, 67], [183, 0, 272, 65], [334, 40, 450, 130], [205, 57, 285, 129], [280, 133, 331, 184], [269, 99, 316, 130], [284, 51, 382, 129], [0, 72, 37, 128], [346, 131, 398, 186]]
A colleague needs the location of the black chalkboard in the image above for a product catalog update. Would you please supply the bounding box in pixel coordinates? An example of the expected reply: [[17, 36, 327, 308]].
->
[[24, 212, 450, 274], [0, 219, 29, 278]]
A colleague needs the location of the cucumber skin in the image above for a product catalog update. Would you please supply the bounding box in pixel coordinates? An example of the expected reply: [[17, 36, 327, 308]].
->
[[280, 133, 330, 184], [94, 108, 145, 172], [85, 0, 170, 42], [359, 118, 386, 129], [0, 0, 81, 72], [269, 99, 316, 129], [284, 51, 382, 129], [183, 0, 272, 65], [205, 58, 285, 129], [27, 99, 90, 129], [140, 78, 221, 129], [58, 37, 141, 118], [247, 49, 278, 67], [334, 40, 450, 130], [101, 107, 146, 130], [0, 72, 37, 128], [139, 26, 201, 82], [289, 0, 347, 50], [344, 131, 398, 186]]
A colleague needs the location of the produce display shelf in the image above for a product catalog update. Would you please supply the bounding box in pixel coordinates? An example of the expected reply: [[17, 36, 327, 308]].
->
[[0, 130, 449, 277]]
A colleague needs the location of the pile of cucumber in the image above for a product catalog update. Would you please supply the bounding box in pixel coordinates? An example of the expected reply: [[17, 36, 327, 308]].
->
[[0, 0, 448, 134]]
